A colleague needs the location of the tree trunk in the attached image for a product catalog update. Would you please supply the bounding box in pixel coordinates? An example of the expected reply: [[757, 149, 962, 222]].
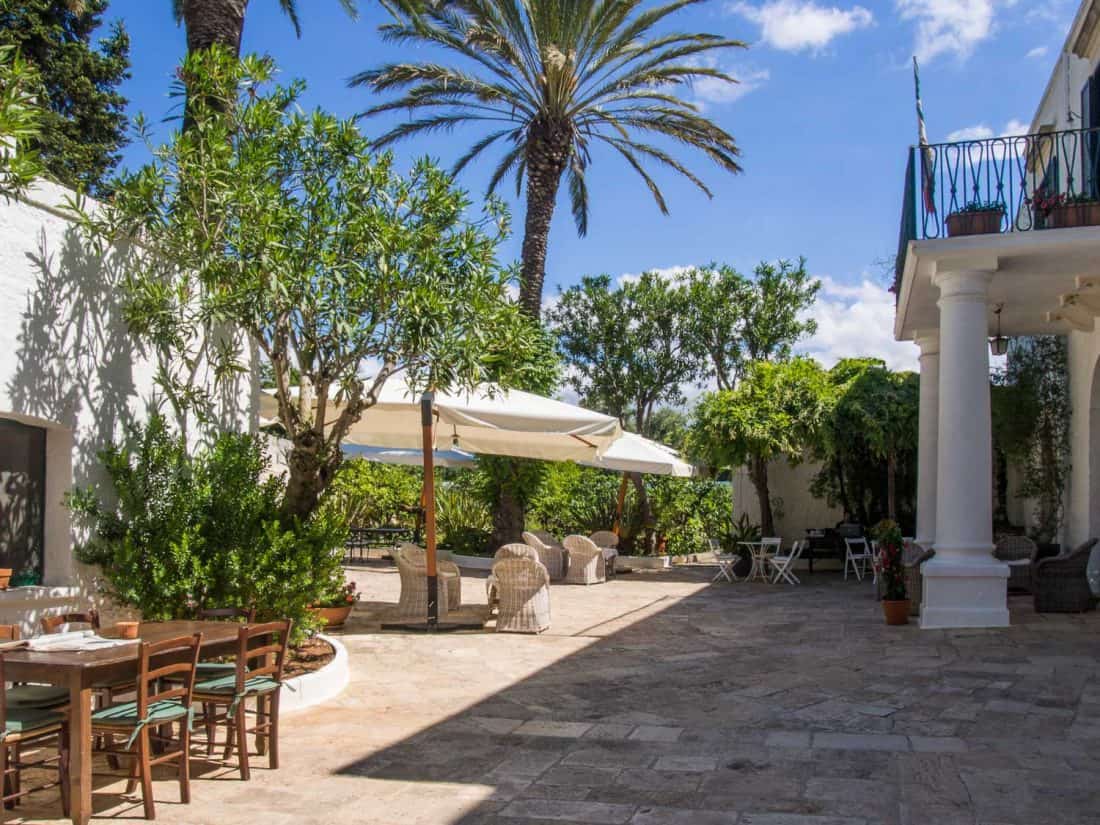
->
[[748, 455, 774, 537], [282, 428, 339, 522], [629, 472, 653, 553], [519, 119, 570, 317], [182, 0, 249, 56], [490, 484, 525, 548]]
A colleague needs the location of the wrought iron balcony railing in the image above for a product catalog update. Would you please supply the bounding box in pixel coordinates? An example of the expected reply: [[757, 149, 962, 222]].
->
[[895, 126, 1100, 288]]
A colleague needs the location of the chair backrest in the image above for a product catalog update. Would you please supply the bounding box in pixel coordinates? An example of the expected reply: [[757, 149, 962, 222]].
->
[[491, 556, 549, 588], [233, 620, 292, 689], [844, 537, 869, 555], [563, 534, 600, 556], [589, 531, 619, 549], [41, 609, 100, 635], [398, 543, 426, 567], [994, 534, 1038, 562], [761, 537, 782, 552], [789, 540, 806, 561], [199, 606, 256, 623], [522, 531, 549, 551], [495, 543, 539, 563], [532, 530, 563, 548], [0, 624, 18, 642], [135, 633, 202, 720]]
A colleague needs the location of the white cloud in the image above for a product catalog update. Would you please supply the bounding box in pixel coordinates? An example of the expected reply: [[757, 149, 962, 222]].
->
[[616, 264, 694, 287], [944, 117, 1028, 142], [897, 0, 996, 62], [694, 67, 771, 108], [730, 0, 873, 52], [796, 276, 919, 372], [1026, 45, 1048, 59]]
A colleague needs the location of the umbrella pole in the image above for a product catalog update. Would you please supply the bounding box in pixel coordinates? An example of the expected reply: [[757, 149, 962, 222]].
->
[[421, 392, 439, 628], [612, 472, 629, 536]]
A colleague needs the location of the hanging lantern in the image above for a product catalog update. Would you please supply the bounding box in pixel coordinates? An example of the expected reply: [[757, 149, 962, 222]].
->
[[989, 304, 1009, 356]]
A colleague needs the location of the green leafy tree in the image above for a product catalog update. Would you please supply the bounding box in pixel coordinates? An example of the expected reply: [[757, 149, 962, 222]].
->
[[0, 45, 43, 194], [81, 50, 548, 521], [0, 0, 129, 193], [354, 0, 746, 315], [321, 459, 423, 529], [685, 258, 820, 389], [172, 0, 357, 57], [548, 270, 704, 536], [691, 358, 831, 536]]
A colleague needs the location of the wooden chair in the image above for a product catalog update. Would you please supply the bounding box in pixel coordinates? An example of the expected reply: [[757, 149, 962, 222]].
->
[[90, 633, 202, 820], [0, 625, 68, 711], [192, 620, 291, 780], [40, 609, 100, 636], [0, 655, 69, 816]]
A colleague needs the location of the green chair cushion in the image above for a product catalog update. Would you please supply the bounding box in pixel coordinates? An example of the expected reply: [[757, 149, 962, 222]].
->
[[6, 684, 70, 709], [3, 705, 65, 738], [193, 673, 280, 698], [196, 662, 238, 675], [91, 699, 190, 728]]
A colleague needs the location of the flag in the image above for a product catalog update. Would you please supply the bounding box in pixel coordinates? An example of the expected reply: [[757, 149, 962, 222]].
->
[[913, 57, 936, 215]]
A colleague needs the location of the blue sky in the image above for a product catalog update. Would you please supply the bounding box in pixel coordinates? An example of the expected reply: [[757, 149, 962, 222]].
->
[[103, 0, 1081, 371]]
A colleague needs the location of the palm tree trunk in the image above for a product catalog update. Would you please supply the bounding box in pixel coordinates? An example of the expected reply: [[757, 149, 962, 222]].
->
[[181, 0, 249, 56], [519, 121, 570, 316]]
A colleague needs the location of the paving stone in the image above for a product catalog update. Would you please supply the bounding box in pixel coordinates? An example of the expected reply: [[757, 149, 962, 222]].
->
[[738, 815, 869, 825], [765, 730, 812, 749], [630, 726, 683, 743], [586, 724, 636, 741], [518, 721, 595, 739], [653, 755, 719, 772], [630, 806, 739, 824], [908, 736, 968, 753], [812, 732, 910, 752], [500, 798, 637, 823]]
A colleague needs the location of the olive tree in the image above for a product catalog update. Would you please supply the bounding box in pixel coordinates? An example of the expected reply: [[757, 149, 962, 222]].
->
[[82, 50, 548, 520]]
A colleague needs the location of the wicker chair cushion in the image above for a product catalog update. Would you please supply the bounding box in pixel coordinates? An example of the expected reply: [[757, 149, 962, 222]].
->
[[2, 705, 65, 737], [91, 699, 190, 728]]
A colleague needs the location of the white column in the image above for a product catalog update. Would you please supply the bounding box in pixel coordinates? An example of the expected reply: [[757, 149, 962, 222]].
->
[[921, 268, 1009, 629], [914, 332, 939, 550]]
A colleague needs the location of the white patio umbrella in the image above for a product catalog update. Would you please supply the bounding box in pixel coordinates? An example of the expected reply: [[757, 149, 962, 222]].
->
[[580, 432, 696, 477], [261, 380, 622, 628], [342, 444, 477, 469]]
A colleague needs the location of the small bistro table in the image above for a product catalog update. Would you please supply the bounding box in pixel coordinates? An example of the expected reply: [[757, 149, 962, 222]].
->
[[3, 620, 243, 825], [737, 541, 773, 583]]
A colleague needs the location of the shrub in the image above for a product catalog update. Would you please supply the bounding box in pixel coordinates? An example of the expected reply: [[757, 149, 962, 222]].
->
[[69, 415, 347, 639], [650, 477, 731, 556], [321, 459, 422, 528], [526, 463, 624, 537], [436, 484, 492, 556], [872, 519, 906, 601]]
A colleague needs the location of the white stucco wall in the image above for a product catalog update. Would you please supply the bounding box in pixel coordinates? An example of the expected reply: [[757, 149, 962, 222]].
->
[[730, 458, 845, 542], [0, 180, 255, 628]]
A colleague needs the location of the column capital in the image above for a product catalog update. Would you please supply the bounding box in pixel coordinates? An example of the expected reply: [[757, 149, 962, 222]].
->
[[913, 330, 940, 357], [933, 268, 993, 305]]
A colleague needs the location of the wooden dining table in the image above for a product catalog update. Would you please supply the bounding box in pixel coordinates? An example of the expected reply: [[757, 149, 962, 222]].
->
[[3, 620, 242, 825]]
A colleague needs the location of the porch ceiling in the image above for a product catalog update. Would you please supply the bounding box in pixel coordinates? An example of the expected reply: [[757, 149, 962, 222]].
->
[[895, 226, 1100, 340]]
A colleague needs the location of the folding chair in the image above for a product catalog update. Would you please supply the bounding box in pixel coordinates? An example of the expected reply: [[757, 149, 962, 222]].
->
[[844, 537, 873, 581], [768, 539, 804, 585]]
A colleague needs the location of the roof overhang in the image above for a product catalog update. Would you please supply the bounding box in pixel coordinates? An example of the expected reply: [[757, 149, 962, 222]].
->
[[895, 226, 1100, 341]]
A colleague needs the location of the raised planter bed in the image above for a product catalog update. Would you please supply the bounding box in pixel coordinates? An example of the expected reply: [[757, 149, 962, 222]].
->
[[446, 552, 494, 570], [616, 554, 671, 571], [1049, 202, 1100, 228], [280, 633, 350, 714]]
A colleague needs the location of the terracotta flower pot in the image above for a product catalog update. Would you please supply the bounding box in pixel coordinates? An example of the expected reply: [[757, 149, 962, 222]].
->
[[0, 568, 11, 590], [114, 621, 140, 639], [945, 209, 1004, 237], [882, 599, 910, 626], [310, 604, 353, 629], [1049, 202, 1100, 228]]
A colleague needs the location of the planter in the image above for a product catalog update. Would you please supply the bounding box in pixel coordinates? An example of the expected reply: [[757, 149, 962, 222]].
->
[[309, 604, 354, 629], [0, 569, 11, 590], [1048, 202, 1100, 228], [448, 552, 494, 570], [616, 554, 671, 571], [882, 599, 910, 626], [280, 633, 350, 714], [946, 209, 1004, 237]]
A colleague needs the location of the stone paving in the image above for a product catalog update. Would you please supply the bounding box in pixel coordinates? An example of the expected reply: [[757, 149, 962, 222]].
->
[[13, 564, 1100, 825]]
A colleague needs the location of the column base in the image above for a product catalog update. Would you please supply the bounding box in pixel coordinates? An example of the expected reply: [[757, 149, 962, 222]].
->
[[920, 555, 1010, 629]]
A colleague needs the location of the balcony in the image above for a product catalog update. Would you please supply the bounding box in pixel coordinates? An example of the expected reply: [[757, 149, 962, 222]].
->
[[895, 126, 1100, 290]]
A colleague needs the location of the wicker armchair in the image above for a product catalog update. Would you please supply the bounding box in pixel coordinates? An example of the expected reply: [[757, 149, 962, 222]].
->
[[395, 544, 462, 619], [495, 543, 540, 563], [994, 534, 1038, 593], [589, 531, 620, 578], [490, 558, 551, 634], [1033, 538, 1098, 613], [562, 535, 606, 585], [522, 531, 566, 580], [904, 543, 934, 616]]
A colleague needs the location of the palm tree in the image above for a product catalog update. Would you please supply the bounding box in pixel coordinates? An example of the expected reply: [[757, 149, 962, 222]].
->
[[172, 0, 357, 57], [352, 0, 745, 316]]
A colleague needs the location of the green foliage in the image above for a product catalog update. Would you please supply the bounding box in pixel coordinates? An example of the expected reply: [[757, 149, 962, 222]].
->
[[321, 459, 422, 529], [649, 477, 729, 556], [646, 408, 690, 454], [991, 337, 1070, 541], [0, 45, 43, 194], [871, 519, 906, 601], [436, 484, 492, 556], [80, 49, 547, 520], [68, 415, 347, 640], [0, 0, 129, 193], [526, 463, 625, 539], [728, 512, 761, 544], [685, 260, 821, 390], [548, 271, 703, 434], [960, 200, 1005, 213]]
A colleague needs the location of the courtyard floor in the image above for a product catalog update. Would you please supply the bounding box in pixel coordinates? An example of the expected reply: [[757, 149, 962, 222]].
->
[[13, 563, 1100, 825]]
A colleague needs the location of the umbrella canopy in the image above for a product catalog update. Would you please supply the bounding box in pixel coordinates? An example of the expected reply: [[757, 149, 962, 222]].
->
[[260, 381, 622, 462], [580, 432, 696, 477], [343, 444, 477, 469]]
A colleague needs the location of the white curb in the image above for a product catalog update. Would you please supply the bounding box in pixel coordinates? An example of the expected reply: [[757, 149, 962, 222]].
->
[[280, 633, 350, 714]]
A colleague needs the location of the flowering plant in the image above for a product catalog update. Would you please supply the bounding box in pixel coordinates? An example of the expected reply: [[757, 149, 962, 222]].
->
[[1027, 188, 1098, 216], [315, 578, 359, 608], [872, 520, 907, 602], [958, 200, 1005, 213]]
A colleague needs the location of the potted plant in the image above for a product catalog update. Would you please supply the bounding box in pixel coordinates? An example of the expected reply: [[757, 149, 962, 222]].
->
[[945, 200, 1005, 237], [0, 568, 11, 590], [310, 578, 359, 629], [873, 520, 909, 625], [1030, 188, 1100, 229]]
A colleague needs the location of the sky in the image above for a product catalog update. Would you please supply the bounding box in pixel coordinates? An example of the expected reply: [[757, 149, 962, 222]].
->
[[101, 0, 1082, 374]]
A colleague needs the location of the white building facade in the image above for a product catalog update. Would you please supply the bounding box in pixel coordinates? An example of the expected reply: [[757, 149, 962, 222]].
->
[[895, 0, 1100, 628]]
